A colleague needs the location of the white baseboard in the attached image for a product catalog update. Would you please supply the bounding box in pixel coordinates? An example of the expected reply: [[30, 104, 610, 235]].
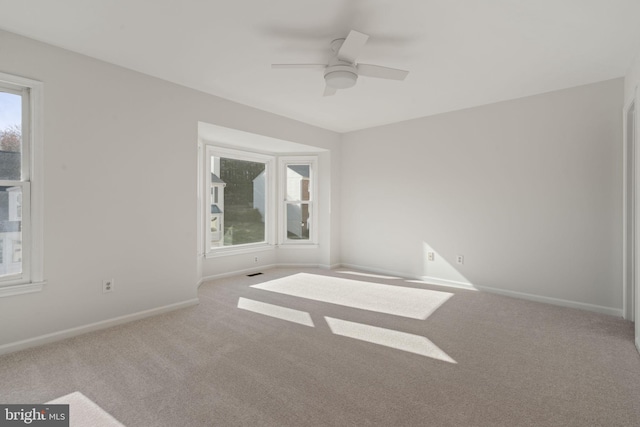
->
[[474, 284, 622, 317], [340, 263, 622, 317], [416, 275, 478, 291], [0, 298, 199, 356], [339, 263, 409, 280], [200, 264, 277, 285], [199, 262, 340, 286], [277, 263, 324, 269]]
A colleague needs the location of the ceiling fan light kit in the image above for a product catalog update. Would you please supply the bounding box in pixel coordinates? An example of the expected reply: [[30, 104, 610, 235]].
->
[[324, 65, 358, 89], [272, 30, 409, 96]]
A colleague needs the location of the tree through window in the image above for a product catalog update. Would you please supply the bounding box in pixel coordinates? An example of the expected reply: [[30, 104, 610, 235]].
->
[[206, 147, 272, 251], [0, 72, 45, 293]]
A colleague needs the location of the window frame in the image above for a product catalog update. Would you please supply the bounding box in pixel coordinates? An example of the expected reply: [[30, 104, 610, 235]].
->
[[279, 156, 318, 245], [204, 145, 276, 257], [0, 72, 44, 297]]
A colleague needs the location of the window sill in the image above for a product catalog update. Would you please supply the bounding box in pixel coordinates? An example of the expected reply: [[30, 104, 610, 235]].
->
[[0, 281, 45, 298], [205, 243, 275, 258]]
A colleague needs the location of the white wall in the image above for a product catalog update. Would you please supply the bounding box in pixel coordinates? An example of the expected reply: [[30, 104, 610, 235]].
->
[[0, 25, 627, 353], [341, 78, 623, 312], [0, 29, 340, 349]]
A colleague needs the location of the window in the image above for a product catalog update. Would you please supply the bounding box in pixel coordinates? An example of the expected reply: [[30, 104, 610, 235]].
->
[[12, 239, 21, 263], [280, 157, 318, 244], [201, 141, 318, 256], [205, 146, 274, 254], [0, 73, 43, 296], [8, 188, 22, 221]]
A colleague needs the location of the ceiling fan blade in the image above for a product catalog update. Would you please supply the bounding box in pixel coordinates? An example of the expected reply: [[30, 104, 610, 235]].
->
[[272, 64, 326, 69], [337, 30, 369, 63], [357, 64, 409, 81], [323, 85, 337, 97]]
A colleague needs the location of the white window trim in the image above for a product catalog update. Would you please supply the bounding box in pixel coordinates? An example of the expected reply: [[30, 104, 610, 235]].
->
[[0, 72, 45, 297], [279, 156, 318, 245], [203, 145, 276, 256]]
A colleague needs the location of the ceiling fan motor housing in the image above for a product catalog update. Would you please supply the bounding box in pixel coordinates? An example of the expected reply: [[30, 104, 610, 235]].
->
[[324, 64, 358, 89]]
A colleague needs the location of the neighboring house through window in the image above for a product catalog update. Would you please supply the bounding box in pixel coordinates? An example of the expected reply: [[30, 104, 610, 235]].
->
[[0, 72, 44, 296], [280, 157, 318, 244], [202, 144, 319, 257], [205, 146, 274, 253]]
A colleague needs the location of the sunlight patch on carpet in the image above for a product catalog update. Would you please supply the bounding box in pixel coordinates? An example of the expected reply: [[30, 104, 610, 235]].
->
[[47, 391, 125, 427], [238, 297, 315, 327], [252, 273, 453, 319], [325, 317, 456, 363]]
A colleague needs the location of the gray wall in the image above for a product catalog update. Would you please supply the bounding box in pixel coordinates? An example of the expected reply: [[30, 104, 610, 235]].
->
[[341, 78, 623, 312], [0, 30, 340, 348], [0, 26, 629, 351]]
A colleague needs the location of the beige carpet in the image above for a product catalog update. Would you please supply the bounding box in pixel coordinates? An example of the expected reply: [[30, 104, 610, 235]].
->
[[1, 268, 639, 426], [47, 391, 125, 427]]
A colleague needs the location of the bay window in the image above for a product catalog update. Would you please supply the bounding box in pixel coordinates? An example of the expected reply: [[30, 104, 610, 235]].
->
[[202, 144, 318, 257]]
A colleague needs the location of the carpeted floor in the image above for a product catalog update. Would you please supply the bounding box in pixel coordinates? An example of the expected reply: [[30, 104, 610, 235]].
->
[[1, 268, 639, 426]]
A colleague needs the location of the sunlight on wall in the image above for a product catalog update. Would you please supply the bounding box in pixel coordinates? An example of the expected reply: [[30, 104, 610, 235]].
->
[[252, 273, 453, 320], [325, 317, 456, 363], [421, 242, 476, 289], [237, 297, 315, 327]]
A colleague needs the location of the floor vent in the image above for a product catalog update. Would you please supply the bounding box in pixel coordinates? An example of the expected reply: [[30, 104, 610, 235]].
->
[[247, 272, 263, 277]]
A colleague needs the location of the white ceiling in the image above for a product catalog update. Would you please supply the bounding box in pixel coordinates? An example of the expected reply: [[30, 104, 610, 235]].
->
[[198, 122, 326, 154], [1, 0, 639, 132]]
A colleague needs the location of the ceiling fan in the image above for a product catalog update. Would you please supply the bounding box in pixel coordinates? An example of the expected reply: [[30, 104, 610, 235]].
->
[[272, 30, 409, 96]]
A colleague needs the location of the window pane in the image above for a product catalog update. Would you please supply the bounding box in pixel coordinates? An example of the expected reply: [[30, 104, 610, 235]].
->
[[0, 186, 22, 277], [0, 91, 22, 180], [219, 158, 266, 246], [287, 203, 310, 240], [286, 165, 310, 201]]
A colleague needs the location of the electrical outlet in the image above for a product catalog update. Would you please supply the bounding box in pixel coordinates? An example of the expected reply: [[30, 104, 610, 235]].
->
[[427, 252, 435, 261], [456, 255, 464, 265], [103, 279, 114, 293]]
